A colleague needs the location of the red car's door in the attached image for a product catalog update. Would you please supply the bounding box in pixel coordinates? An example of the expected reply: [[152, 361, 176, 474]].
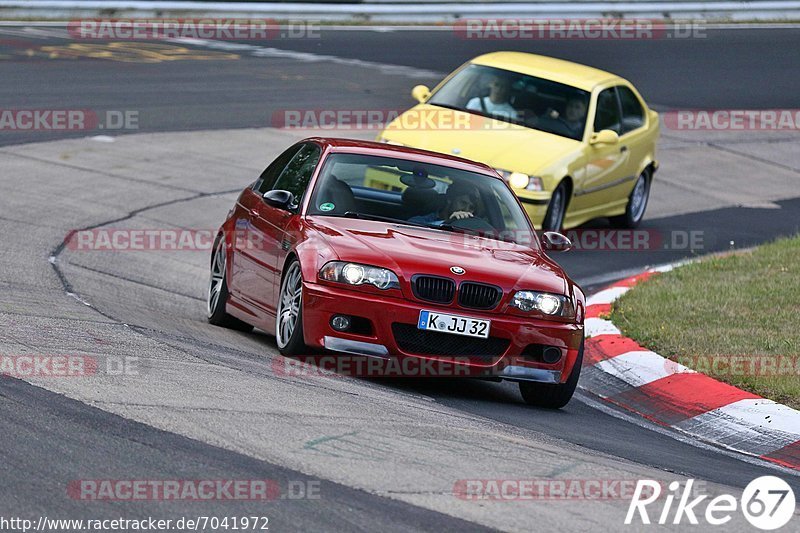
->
[[229, 144, 301, 304], [244, 142, 322, 313]]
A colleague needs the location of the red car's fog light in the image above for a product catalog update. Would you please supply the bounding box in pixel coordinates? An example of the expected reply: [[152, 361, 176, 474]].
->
[[330, 315, 351, 331]]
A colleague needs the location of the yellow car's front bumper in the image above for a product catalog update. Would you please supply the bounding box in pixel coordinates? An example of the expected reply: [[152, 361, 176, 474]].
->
[[515, 190, 551, 229]]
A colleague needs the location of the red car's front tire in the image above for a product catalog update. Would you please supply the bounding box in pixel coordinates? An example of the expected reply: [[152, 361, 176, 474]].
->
[[519, 335, 583, 409], [276, 259, 308, 356]]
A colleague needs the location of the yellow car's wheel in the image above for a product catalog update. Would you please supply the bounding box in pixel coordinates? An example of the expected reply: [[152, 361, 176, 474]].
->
[[612, 168, 651, 228], [542, 181, 568, 231]]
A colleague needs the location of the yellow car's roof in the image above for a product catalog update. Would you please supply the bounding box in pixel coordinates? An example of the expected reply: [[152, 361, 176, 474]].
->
[[470, 51, 622, 91]]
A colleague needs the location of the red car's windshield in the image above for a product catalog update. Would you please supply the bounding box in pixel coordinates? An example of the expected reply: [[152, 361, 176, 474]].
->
[[307, 152, 535, 246]]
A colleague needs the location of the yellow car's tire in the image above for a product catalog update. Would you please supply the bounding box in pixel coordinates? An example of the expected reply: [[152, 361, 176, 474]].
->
[[612, 169, 651, 229], [542, 181, 568, 231]]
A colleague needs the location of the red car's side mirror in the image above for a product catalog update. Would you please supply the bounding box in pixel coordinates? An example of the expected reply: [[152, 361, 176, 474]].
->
[[263, 189, 296, 211], [541, 231, 572, 252]]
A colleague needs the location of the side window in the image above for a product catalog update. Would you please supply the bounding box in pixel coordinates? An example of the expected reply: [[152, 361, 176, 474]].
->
[[253, 144, 301, 194], [272, 143, 322, 202], [618, 86, 645, 134], [593, 88, 622, 134]]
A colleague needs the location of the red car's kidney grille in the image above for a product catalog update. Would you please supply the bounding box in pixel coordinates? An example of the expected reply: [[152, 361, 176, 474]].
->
[[391, 323, 509, 361], [458, 282, 502, 310], [411, 275, 455, 304]]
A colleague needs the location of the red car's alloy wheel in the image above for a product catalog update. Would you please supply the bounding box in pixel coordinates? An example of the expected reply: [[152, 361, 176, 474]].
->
[[207, 237, 252, 332], [207, 240, 226, 318], [276, 260, 305, 353]]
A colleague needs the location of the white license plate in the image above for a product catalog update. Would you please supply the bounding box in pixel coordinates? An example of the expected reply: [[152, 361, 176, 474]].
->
[[417, 310, 490, 339]]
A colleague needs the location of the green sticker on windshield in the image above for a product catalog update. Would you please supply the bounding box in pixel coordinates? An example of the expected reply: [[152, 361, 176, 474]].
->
[[319, 202, 335, 212]]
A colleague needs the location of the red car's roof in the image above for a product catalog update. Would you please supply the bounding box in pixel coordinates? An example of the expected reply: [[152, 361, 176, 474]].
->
[[303, 137, 501, 178]]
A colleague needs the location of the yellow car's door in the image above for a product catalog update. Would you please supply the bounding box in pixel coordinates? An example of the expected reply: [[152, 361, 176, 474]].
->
[[570, 87, 629, 218], [616, 84, 651, 188]]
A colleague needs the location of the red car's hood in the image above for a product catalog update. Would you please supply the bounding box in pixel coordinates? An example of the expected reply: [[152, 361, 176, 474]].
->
[[307, 217, 568, 295]]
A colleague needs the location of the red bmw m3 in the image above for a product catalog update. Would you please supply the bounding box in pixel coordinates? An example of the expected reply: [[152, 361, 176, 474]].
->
[[208, 138, 585, 407]]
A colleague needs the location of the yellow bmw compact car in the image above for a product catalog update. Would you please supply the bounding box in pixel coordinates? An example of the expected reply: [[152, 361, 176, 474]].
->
[[377, 52, 659, 230]]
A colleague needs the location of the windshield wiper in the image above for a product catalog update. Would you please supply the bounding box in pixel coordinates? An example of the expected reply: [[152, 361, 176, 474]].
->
[[429, 102, 532, 131], [340, 213, 518, 244], [427, 102, 464, 113], [435, 223, 518, 244], [434, 223, 479, 236], [342, 211, 429, 228]]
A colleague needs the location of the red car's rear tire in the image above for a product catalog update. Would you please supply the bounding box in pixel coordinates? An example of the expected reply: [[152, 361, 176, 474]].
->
[[519, 336, 583, 409], [207, 237, 253, 332]]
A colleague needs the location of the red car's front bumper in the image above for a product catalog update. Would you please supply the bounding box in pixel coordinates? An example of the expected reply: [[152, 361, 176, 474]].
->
[[302, 281, 583, 384]]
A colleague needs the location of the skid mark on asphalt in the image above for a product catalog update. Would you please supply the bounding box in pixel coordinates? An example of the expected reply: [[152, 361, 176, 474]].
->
[[65, 262, 205, 301], [707, 142, 800, 175], [0, 39, 241, 62], [37, 42, 240, 63], [301, 429, 575, 471], [1, 150, 206, 194], [170, 37, 445, 79]]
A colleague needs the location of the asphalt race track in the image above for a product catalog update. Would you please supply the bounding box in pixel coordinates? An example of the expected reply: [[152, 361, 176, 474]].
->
[[1, 24, 799, 531]]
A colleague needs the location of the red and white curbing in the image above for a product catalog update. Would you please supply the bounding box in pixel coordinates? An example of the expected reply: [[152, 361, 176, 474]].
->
[[582, 264, 800, 471]]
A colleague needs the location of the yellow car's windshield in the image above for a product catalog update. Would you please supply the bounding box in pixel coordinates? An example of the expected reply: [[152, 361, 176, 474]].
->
[[428, 64, 591, 141]]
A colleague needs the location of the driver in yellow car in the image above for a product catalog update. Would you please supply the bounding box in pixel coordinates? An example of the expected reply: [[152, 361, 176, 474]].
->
[[466, 75, 518, 121]]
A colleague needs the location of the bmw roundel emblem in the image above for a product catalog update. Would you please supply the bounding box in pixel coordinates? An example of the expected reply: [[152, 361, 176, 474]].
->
[[450, 266, 466, 275]]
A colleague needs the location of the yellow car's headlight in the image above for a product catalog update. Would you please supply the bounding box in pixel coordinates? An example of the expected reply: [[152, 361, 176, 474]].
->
[[495, 169, 543, 191]]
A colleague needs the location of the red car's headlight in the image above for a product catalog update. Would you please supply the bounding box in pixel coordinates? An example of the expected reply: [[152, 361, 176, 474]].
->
[[319, 261, 400, 290], [511, 291, 575, 319]]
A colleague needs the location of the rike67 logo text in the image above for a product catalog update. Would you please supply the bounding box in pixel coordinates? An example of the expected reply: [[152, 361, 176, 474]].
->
[[626, 477, 795, 530]]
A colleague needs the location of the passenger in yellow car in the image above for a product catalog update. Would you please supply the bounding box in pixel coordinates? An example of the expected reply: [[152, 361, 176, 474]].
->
[[466, 75, 518, 121], [558, 98, 588, 137], [536, 97, 588, 140]]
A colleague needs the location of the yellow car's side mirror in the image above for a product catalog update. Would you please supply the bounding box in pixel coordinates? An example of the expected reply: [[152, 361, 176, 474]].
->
[[411, 85, 431, 103], [589, 129, 620, 146]]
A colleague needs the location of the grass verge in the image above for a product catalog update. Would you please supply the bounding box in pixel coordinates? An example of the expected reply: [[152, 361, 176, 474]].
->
[[611, 235, 800, 409]]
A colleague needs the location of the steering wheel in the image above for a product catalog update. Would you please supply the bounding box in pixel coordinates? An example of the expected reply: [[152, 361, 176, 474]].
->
[[446, 216, 496, 233]]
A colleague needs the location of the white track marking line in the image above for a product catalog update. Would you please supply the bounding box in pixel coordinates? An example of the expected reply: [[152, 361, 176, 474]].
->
[[586, 285, 630, 306], [675, 399, 800, 455], [576, 391, 800, 477], [585, 317, 621, 337], [596, 350, 695, 387]]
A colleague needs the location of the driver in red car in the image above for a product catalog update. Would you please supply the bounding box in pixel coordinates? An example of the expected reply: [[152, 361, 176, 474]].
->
[[408, 180, 482, 225]]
